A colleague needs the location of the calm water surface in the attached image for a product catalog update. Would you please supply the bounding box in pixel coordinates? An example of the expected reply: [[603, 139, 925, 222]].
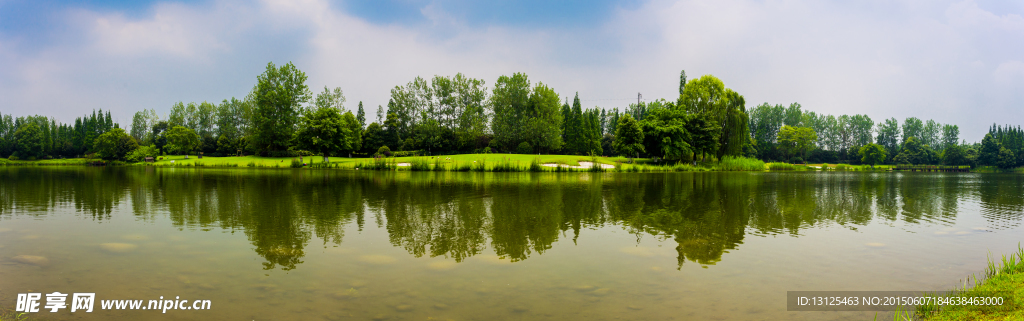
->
[[1, 167, 1023, 320]]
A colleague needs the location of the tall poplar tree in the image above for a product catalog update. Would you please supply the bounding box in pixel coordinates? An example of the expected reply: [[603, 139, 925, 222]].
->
[[250, 62, 311, 154]]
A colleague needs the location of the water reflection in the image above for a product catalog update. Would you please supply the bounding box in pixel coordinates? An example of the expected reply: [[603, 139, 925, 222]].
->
[[2, 167, 1021, 271]]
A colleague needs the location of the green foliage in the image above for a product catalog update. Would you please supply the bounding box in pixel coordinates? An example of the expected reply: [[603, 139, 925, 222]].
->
[[376, 146, 392, 157], [491, 73, 563, 153], [361, 122, 385, 154], [979, 133, 1002, 166], [613, 114, 645, 161], [516, 141, 533, 154], [250, 61, 311, 154], [641, 106, 691, 161], [13, 122, 45, 159], [165, 126, 201, 156], [685, 112, 721, 161], [942, 144, 969, 166], [893, 137, 938, 165], [126, 145, 159, 163], [677, 74, 747, 159], [998, 147, 1016, 169], [93, 128, 138, 161], [902, 117, 923, 145], [777, 125, 817, 161], [292, 105, 362, 160], [356, 101, 366, 129], [875, 118, 901, 161], [859, 143, 887, 167]]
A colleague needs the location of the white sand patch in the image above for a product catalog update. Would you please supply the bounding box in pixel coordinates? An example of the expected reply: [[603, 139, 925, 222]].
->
[[396, 163, 410, 167]]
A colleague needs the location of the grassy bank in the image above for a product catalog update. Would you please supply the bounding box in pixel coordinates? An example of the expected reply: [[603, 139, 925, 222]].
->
[[3, 154, 960, 173], [0, 158, 95, 166], [912, 244, 1024, 320]]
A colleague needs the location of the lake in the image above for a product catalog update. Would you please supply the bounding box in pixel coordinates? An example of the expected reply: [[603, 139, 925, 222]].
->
[[1, 167, 1022, 320]]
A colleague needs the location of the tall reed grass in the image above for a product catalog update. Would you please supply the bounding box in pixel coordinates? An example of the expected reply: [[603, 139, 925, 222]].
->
[[767, 162, 797, 171], [715, 156, 766, 171]]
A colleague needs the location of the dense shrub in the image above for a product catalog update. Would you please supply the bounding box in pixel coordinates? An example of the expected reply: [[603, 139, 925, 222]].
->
[[516, 142, 533, 154], [126, 145, 160, 163], [377, 146, 392, 157]]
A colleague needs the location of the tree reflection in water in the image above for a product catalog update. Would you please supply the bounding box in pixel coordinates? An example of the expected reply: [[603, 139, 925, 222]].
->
[[2, 168, 1022, 270]]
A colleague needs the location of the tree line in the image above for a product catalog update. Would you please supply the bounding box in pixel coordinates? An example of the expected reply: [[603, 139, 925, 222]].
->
[[0, 110, 118, 160], [0, 61, 1020, 168]]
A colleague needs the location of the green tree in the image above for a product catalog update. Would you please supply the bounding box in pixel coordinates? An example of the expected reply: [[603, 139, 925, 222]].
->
[[921, 120, 941, 147], [748, 102, 785, 160], [250, 62, 311, 154], [361, 122, 385, 153], [997, 147, 1017, 169], [875, 118, 901, 161], [902, 117, 923, 144], [641, 107, 690, 161], [942, 144, 969, 166], [892, 137, 936, 165], [382, 112, 402, 150], [979, 133, 1001, 166], [524, 82, 564, 153], [613, 114, 644, 162], [356, 101, 366, 129], [165, 126, 201, 157], [783, 103, 803, 127], [151, 120, 169, 154], [490, 73, 532, 151], [940, 124, 960, 151], [217, 97, 251, 154], [677, 74, 748, 159], [93, 128, 138, 161], [340, 111, 362, 157], [678, 70, 686, 95], [859, 143, 887, 168], [565, 93, 584, 154], [13, 122, 44, 159], [130, 110, 156, 143], [293, 105, 346, 163], [686, 112, 721, 162], [778, 125, 817, 161]]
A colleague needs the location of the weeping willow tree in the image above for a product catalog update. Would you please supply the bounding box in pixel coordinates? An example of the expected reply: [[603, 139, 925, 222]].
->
[[677, 74, 749, 160]]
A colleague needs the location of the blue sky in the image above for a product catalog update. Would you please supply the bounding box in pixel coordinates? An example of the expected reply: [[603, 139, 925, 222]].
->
[[1, 0, 1023, 142]]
